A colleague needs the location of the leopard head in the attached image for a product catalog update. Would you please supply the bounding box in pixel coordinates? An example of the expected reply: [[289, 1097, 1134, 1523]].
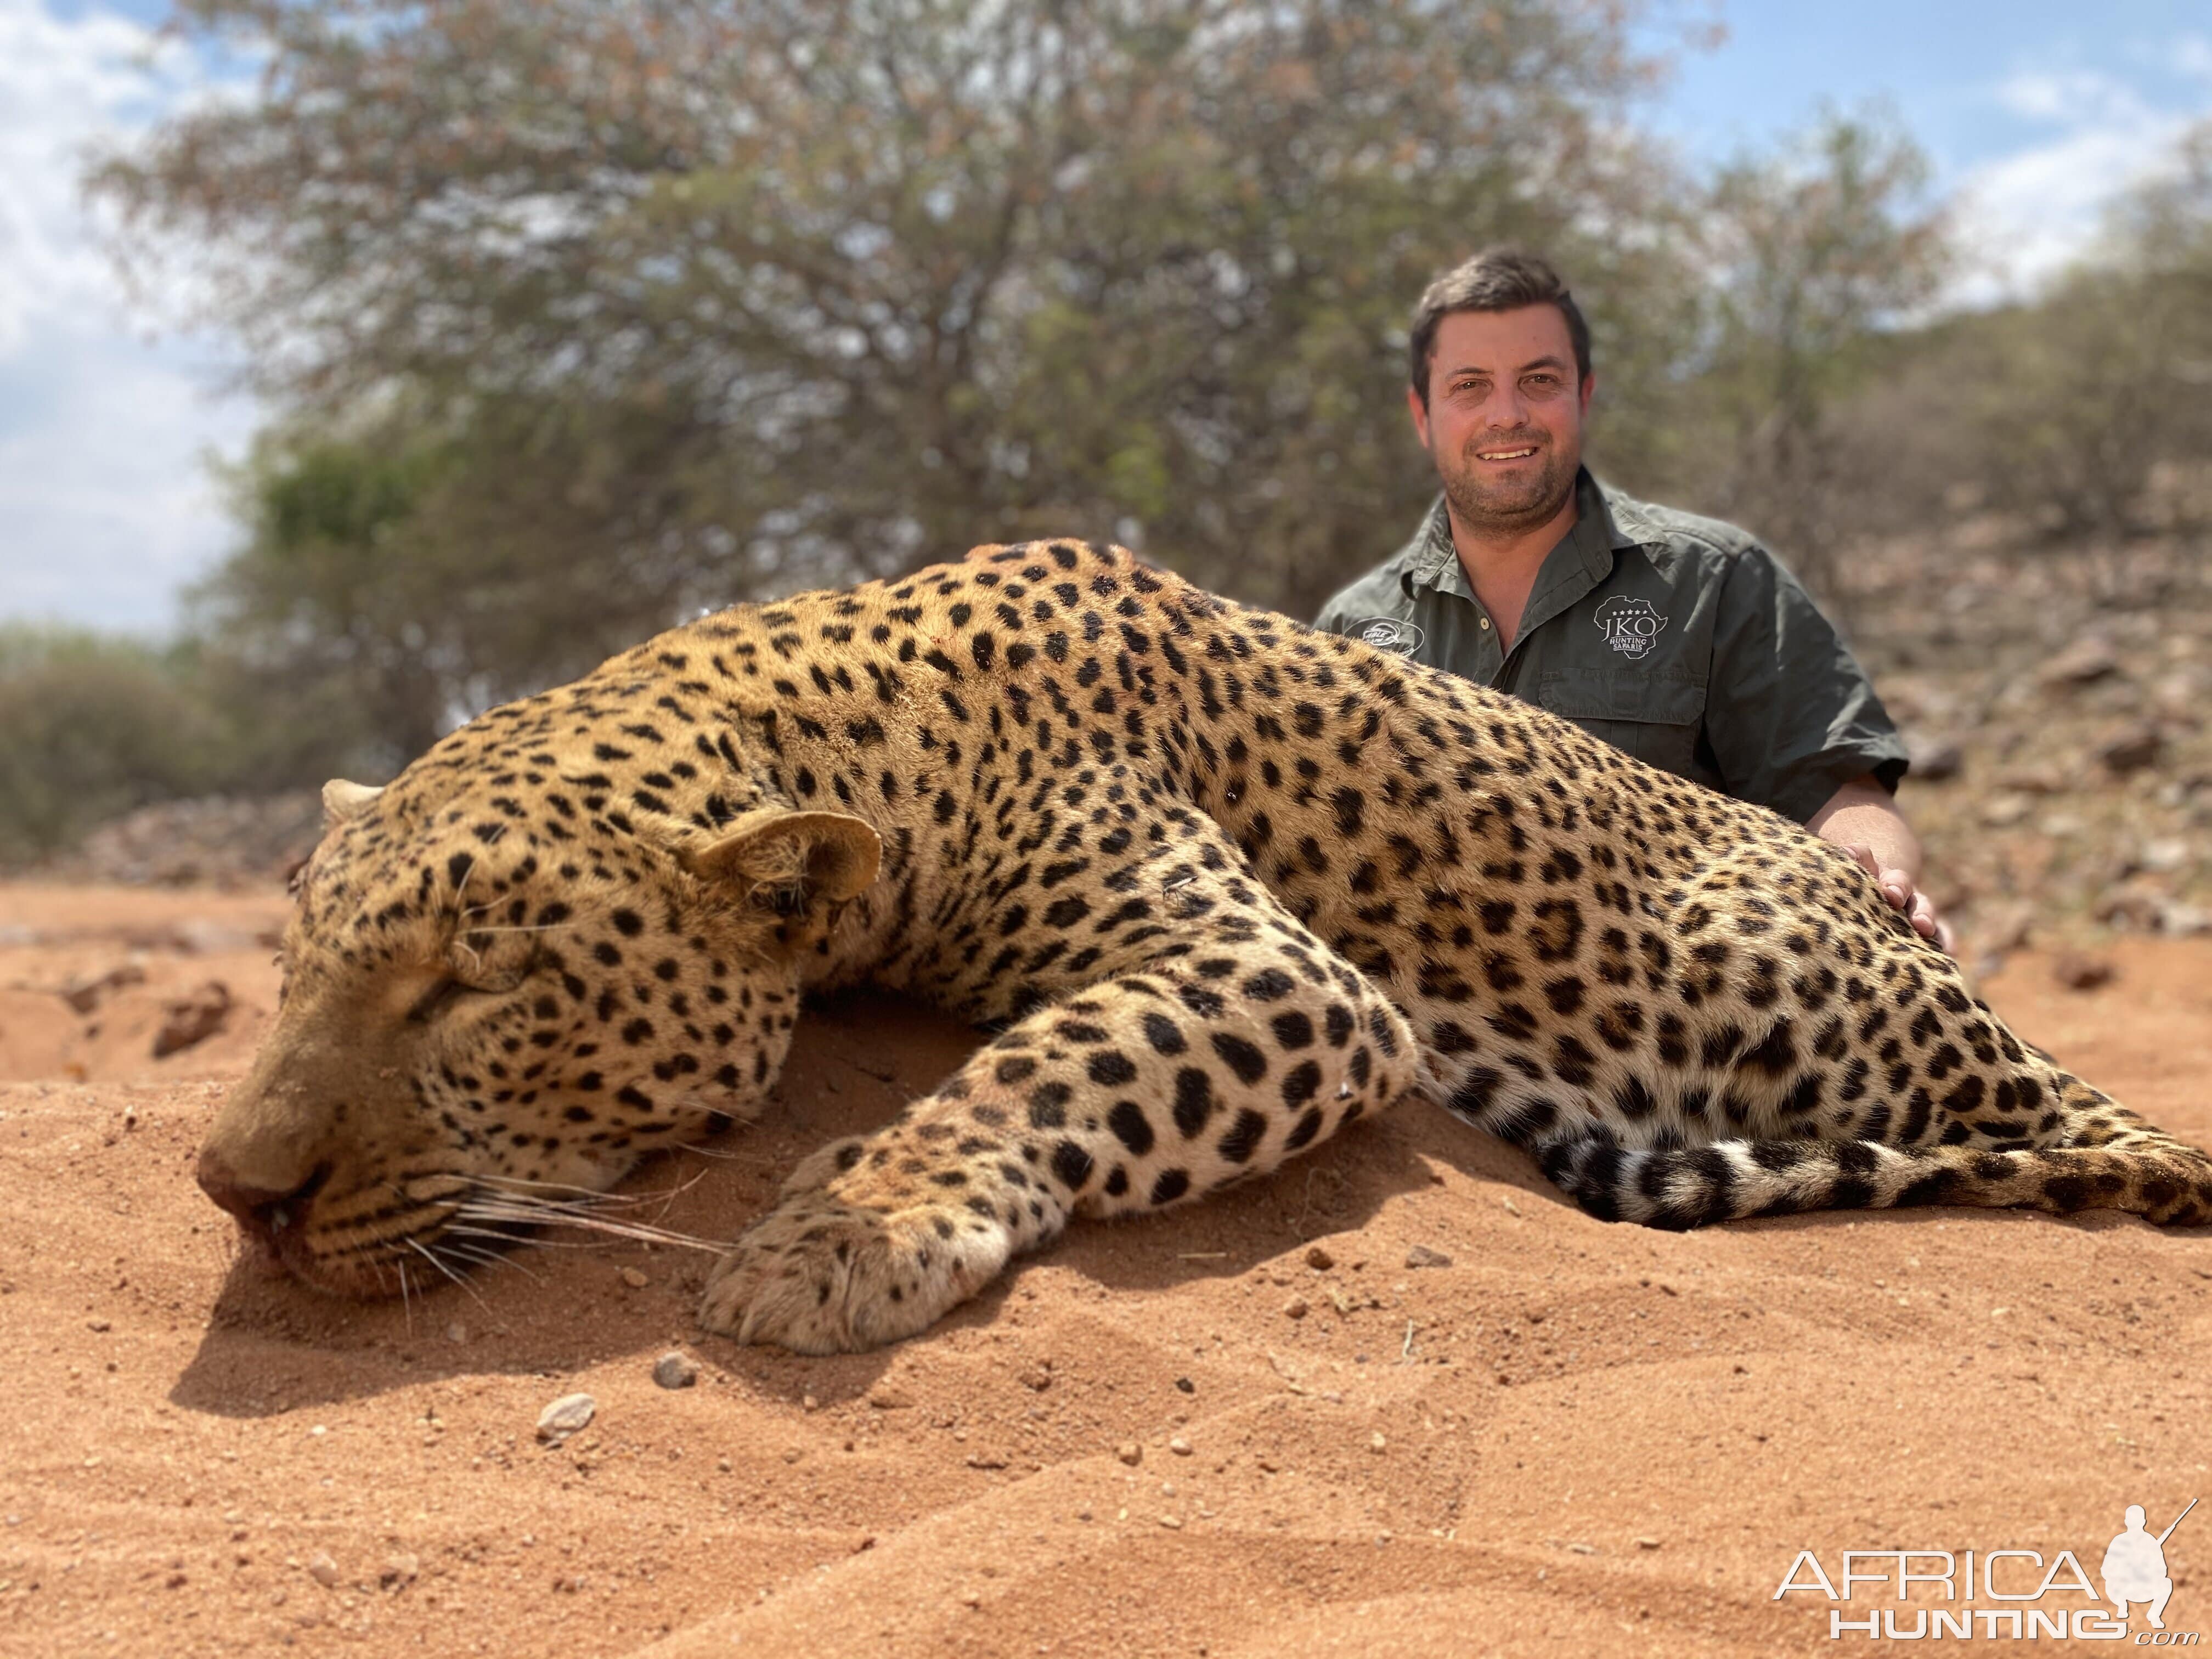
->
[[195, 752, 878, 1297]]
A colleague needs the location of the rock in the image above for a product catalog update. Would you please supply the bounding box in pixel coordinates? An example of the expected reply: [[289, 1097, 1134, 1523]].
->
[[1021, 1364, 1052, 1392], [2140, 838, 2194, 874], [652, 1352, 698, 1390], [535, 1392, 596, 1444], [2159, 901, 2212, 937], [58, 792, 324, 888], [152, 981, 233, 1059], [2052, 953, 2115, 992], [1906, 735, 1964, 783], [2039, 637, 2120, 689], [1635, 1536, 1663, 1550], [1970, 902, 2035, 955], [1282, 1297, 1309, 1319], [617, 1266, 649, 1289], [58, 961, 146, 1015], [1302, 1244, 1334, 1271], [1403, 1245, 1454, 1269], [379, 1553, 419, 1589], [1169, 1437, 1193, 1457], [1369, 1431, 1387, 1454], [867, 1385, 913, 1409], [1116, 1441, 1142, 1466], [2094, 888, 2166, 932], [306, 1552, 341, 1588], [2096, 723, 2164, 775]]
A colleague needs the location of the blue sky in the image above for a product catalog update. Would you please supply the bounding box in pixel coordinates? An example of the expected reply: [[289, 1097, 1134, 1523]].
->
[[3, 0, 2209, 634]]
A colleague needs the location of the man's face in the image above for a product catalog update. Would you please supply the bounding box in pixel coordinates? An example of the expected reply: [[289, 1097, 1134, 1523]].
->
[[1409, 304, 1594, 539]]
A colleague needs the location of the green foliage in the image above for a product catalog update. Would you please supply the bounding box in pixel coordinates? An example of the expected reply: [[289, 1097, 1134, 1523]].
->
[[96, 0, 1690, 659], [1643, 109, 1951, 606], [0, 628, 224, 864]]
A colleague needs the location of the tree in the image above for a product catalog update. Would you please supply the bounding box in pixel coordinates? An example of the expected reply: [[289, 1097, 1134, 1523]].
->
[[0, 628, 223, 862], [97, 0, 1696, 758], [1680, 110, 1951, 606]]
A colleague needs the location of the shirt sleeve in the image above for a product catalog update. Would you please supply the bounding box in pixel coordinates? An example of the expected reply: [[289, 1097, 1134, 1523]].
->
[[1702, 545, 1910, 823]]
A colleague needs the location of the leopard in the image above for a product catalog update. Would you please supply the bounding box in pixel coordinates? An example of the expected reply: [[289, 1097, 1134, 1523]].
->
[[195, 539, 2212, 1353]]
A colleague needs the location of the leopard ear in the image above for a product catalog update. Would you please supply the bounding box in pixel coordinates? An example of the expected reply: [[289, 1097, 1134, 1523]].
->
[[685, 809, 882, 922], [321, 779, 385, 827]]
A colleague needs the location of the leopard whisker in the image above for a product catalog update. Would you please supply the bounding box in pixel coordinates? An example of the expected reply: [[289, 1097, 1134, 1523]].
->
[[405, 1235, 491, 1306], [443, 1223, 606, 1251], [452, 1201, 722, 1254], [439, 1240, 541, 1284]]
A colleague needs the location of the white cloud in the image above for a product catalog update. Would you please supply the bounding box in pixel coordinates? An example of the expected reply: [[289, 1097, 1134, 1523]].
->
[[1949, 55, 2208, 305], [0, 0, 256, 634]]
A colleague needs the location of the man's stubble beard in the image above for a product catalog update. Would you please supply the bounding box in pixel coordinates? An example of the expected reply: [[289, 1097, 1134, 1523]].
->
[[1432, 432, 1578, 540]]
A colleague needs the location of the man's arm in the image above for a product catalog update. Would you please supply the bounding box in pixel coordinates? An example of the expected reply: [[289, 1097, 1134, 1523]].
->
[[1805, 774, 1952, 952]]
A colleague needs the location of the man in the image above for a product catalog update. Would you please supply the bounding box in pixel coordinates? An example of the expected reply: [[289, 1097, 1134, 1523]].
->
[[1317, 249, 1949, 950]]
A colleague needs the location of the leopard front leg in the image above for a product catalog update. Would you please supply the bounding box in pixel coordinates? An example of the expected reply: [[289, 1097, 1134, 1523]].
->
[[700, 927, 1419, 1353]]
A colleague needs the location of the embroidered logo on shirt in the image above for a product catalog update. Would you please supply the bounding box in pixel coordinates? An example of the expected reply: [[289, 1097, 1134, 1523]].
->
[[1595, 596, 1668, 660], [1353, 617, 1424, 656]]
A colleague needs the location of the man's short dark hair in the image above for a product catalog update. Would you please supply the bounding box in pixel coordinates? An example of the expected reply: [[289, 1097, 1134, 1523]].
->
[[1408, 248, 1592, 405]]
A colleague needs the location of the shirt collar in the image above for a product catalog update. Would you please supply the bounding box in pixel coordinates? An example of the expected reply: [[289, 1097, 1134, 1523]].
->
[[1401, 467, 1641, 601]]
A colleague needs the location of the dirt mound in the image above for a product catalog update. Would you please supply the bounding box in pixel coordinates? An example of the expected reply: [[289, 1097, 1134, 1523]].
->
[[1, 882, 2207, 1658], [49, 793, 324, 888]]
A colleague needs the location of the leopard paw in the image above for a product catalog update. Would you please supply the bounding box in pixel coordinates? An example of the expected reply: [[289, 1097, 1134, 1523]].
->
[[697, 1198, 1011, 1354]]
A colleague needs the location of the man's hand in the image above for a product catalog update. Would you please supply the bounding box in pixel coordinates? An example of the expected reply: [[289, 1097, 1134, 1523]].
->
[[1838, 841, 1955, 953], [1804, 774, 1954, 955]]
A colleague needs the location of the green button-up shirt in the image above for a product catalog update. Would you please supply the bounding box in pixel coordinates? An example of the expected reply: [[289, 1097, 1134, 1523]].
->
[[1314, 470, 1909, 823]]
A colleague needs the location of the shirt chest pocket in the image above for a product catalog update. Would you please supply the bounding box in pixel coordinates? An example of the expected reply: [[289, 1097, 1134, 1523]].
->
[[1533, 674, 1709, 777]]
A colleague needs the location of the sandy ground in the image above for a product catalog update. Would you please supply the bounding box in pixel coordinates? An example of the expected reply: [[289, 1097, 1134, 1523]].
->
[[1, 881, 2208, 1658]]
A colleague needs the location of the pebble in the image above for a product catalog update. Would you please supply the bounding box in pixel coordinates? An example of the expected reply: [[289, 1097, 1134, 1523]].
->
[[868, 1386, 913, 1410], [1636, 1536, 1663, 1549], [1403, 1245, 1453, 1269], [652, 1352, 698, 1390], [1116, 1441, 1143, 1466], [444, 1322, 467, 1345], [1159, 1515, 1183, 1530], [1283, 1297, 1309, 1319], [379, 1553, 419, 1588], [618, 1267, 649, 1289], [306, 1553, 340, 1588], [1169, 1437, 1193, 1457], [2052, 953, 2116, 992], [535, 1393, 597, 1444], [1369, 1432, 1387, 1454], [152, 981, 233, 1059], [1304, 1244, 1334, 1271]]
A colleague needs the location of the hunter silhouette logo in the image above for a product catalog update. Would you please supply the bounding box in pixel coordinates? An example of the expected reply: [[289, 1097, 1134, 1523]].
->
[[2104, 1499, 2194, 1630], [1353, 617, 1424, 657], [1595, 595, 1668, 659]]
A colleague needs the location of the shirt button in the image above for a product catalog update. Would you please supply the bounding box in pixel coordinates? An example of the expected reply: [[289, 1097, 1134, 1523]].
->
[[1479, 617, 1491, 630]]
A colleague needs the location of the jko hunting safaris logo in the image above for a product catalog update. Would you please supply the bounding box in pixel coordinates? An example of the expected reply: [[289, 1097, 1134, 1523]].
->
[[1594, 595, 1668, 659], [1352, 617, 1424, 656], [1776, 1499, 2199, 1643]]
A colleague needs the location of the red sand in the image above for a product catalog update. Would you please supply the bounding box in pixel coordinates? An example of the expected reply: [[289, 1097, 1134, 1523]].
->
[[1, 881, 2206, 1657]]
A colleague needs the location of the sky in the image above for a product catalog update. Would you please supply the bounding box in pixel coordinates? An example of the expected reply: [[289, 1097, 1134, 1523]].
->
[[2, 0, 2209, 635]]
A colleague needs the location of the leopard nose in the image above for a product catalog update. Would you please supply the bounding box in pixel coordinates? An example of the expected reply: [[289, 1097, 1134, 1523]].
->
[[196, 1146, 325, 1233]]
